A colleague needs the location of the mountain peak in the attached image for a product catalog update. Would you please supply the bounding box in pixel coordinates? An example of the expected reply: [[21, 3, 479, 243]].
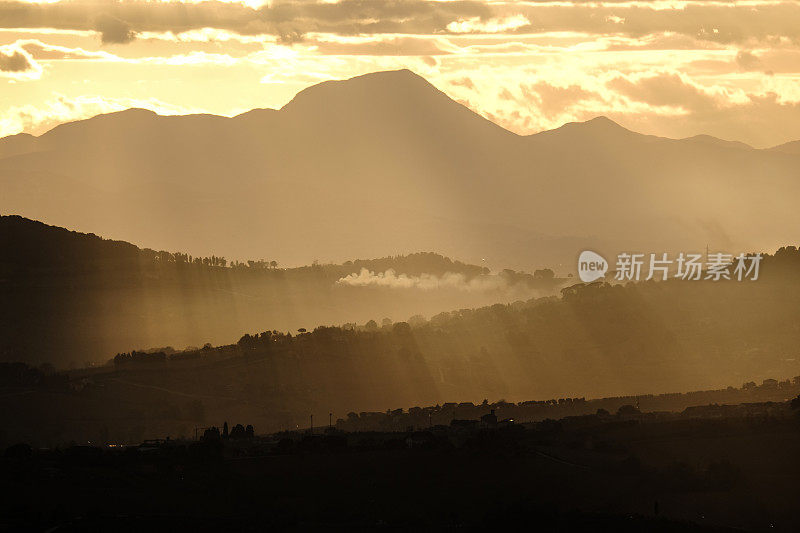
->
[[682, 134, 752, 151], [531, 115, 636, 142], [281, 69, 435, 113], [358, 68, 424, 80], [581, 116, 629, 131], [41, 107, 158, 143], [77, 108, 158, 125], [106, 107, 158, 117], [279, 69, 511, 140]]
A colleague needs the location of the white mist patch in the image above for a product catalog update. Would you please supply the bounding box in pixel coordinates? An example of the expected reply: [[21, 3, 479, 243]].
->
[[336, 268, 505, 292]]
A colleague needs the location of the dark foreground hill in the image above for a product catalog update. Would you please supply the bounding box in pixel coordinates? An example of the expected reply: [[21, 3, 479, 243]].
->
[[3, 397, 799, 532], [1, 69, 799, 269]]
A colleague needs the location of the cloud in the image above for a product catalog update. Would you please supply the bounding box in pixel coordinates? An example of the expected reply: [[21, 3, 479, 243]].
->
[[5, 38, 243, 67], [336, 268, 505, 291], [95, 14, 136, 44], [0, 42, 40, 79], [277, 30, 306, 45], [526, 81, 599, 119], [0, 48, 32, 72], [607, 72, 727, 111], [311, 35, 449, 56], [1, 0, 794, 45], [0, 94, 197, 138], [446, 15, 530, 34], [735, 50, 763, 71], [18, 39, 118, 61], [0, 0, 490, 43], [450, 76, 474, 90]]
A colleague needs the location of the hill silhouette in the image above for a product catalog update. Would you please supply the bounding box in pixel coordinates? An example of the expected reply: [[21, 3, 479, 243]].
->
[[0, 215, 559, 366], [1, 69, 799, 268]]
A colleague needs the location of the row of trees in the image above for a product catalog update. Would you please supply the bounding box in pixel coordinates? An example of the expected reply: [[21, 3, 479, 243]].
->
[[146, 250, 278, 270], [202, 422, 255, 441], [113, 351, 167, 366]]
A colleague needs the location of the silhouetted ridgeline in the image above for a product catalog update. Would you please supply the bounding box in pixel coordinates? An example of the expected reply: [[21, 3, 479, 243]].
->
[[0, 215, 486, 279], [0, 215, 561, 366]]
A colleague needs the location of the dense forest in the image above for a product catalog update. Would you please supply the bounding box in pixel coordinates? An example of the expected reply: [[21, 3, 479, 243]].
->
[[0, 215, 562, 366]]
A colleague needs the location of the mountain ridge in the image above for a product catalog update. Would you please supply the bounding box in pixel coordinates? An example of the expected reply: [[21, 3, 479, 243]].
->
[[769, 139, 800, 155], [0, 69, 798, 270], [3, 70, 789, 151]]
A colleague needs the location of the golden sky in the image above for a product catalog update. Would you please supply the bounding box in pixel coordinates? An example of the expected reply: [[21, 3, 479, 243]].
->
[[1, 0, 799, 147]]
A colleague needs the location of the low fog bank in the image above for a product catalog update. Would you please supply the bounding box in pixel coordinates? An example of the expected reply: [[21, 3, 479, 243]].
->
[[337, 268, 505, 291], [337, 268, 540, 293]]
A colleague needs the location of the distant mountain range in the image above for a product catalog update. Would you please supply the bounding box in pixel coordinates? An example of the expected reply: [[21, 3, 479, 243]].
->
[[1, 69, 798, 269]]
